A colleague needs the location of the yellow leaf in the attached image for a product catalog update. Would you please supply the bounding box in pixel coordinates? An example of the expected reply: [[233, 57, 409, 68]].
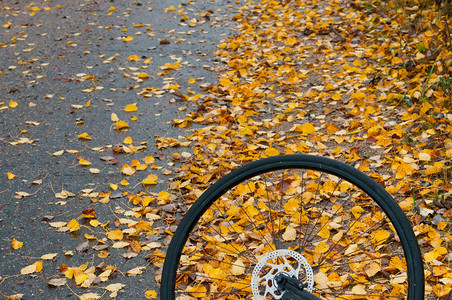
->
[[135, 220, 152, 231], [157, 191, 170, 201], [124, 103, 138, 112], [12, 238, 23, 249], [424, 247, 447, 262], [128, 55, 140, 61], [123, 136, 133, 144], [142, 174, 158, 185], [220, 78, 232, 87], [325, 123, 340, 134], [98, 251, 110, 258], [9, 100, 18, 108], [7, 172, 16, 179], [331, 93, 342, 101], [137, 72, 149, 79], [79, 158, 92, 166], [159, 62, 181, 70], [114, 120, 129, 130], [108, 6, 116, 11], [123, 36, 134, 42], [84, 233, 96, 240], [90, 220, 99, 227], [325, 83, 335, 91], [188, 285, 207, 297], [293, 123, 316, 135], [315, 241, 329, 254], [120, 179, 129, 186], [371, 230, 390, 245], [64, 268, 75, 279], [265, 148, 280, 157], [74, 270, 88, 285], [136, 164, 147, 171], [145, 290, 157, 299], [110, 183, 118, 190], [350, 206, 365, 219], [108, 230, 123, 241], [437, 221, 447, 231], [144, 156, 155, 165], [20, 261, 42, 275], [77, 132, 92, 140], [121, 164, 135, 176], [67, 219, 80, 232], [130, 240, 142, 253], [425, 162, 444, 175], [188, 77, 196, 84]]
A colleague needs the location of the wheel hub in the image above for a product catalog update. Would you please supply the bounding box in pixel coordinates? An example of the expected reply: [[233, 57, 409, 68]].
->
[[251, 249, 314, 299]]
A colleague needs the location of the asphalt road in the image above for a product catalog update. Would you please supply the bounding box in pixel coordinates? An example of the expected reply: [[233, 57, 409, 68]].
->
[[0, 0, 238, 298]]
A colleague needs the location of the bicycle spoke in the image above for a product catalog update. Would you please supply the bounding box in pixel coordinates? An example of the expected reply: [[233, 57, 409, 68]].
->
[[163, 156, 423, 300]]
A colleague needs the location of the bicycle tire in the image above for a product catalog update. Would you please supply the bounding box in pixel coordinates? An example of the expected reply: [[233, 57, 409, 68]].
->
[[161, 154, 424, 299]]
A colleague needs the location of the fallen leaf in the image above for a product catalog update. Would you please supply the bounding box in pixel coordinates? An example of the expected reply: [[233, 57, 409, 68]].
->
[[124, 103, 138, 112], [48, 278, 66, 287], [127, 266, 146, 276], [20, 261, 42, 275], [77, 132, 92, 140], [114, 120, 129, 130], [108, 230, 123, 241], [38, 253, 57, 261], [12, 238, 23, 249], [67, 219, 80, 232], [144, 290, 157, 299], [52, 150, 65, 156], [142, 174, 158, 185], [79, 158, 92, 166], [105, 283, 125, 293]]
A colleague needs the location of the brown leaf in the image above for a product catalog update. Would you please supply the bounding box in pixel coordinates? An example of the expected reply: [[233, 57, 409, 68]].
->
[[75, 242, 89, 252], [130, 240, 142, 253]]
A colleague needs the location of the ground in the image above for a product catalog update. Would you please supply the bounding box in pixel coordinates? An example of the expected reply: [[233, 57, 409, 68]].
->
[[0, 0, 451, 299]]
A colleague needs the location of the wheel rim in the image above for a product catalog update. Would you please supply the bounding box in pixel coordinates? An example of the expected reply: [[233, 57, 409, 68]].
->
[[162, 155, 424, 300]]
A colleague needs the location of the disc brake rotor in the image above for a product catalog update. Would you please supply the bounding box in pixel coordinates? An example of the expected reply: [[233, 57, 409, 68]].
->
[[251, 249, 314, 299]]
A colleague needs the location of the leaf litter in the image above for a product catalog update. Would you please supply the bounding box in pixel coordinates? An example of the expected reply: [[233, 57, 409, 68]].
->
[[0, 0, 451, 299]]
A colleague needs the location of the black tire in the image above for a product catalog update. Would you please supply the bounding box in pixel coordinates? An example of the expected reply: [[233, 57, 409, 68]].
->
[[161, 154, 424, 299]]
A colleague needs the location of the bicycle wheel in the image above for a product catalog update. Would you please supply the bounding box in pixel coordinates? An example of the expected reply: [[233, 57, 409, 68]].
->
[[161, 154, 424, 300]]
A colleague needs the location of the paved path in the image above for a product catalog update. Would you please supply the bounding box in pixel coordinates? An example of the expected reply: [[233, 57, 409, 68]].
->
[[0, 0, 237, 298]]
